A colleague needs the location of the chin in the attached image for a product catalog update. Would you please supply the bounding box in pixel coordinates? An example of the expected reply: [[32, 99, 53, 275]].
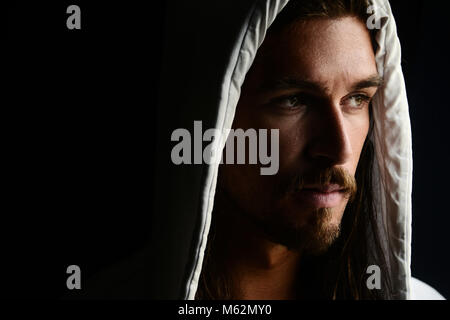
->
[[275, 206, 343, 255]]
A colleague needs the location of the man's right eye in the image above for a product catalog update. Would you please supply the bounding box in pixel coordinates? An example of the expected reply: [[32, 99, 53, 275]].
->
[[273, 94, 311, 110]]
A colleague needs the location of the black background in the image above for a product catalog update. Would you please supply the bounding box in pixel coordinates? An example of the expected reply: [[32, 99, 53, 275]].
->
[[6, 0, 450, 299], [7, 1, 164, 298]]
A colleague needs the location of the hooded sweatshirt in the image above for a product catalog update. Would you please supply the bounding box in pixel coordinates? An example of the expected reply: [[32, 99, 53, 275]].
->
[[84, 0, 445, 300]]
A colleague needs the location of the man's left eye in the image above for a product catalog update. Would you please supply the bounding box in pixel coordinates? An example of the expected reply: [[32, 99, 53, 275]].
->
[[344, 94, 371, 109]]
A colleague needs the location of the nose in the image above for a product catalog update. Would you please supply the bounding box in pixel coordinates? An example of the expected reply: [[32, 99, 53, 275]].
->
[[306, 104, 353, 167]]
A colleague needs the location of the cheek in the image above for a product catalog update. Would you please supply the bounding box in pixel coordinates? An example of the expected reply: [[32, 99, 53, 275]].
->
[[219, 112, 304, 214], [260, 114, 307, 170]]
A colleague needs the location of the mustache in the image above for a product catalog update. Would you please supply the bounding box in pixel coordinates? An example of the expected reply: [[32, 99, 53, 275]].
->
[[284, 167, 357, 202]]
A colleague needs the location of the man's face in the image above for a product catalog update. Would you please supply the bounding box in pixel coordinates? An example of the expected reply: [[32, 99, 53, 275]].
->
[[219, 17, 380, 253]]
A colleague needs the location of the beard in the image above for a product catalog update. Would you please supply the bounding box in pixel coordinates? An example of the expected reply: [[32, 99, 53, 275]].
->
[[241, 206, 341, 255], [216, 166, 356, 255], [215, 184, 344, 256]]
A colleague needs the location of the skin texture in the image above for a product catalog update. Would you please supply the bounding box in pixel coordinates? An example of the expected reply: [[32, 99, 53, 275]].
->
[[214, 17, 380, 299]]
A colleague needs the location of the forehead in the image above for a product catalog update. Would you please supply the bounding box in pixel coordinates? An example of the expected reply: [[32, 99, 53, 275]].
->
[[253, 17, 377, 87]]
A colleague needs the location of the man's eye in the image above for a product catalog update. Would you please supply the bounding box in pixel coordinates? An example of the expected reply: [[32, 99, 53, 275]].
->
[[344, 94, 371, 109], [275, 95, 310, 109]]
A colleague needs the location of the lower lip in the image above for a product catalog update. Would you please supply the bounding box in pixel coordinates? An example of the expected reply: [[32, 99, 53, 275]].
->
[[295, 189, 344, 208]]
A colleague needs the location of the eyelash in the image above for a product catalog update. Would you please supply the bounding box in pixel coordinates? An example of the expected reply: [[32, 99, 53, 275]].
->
[[342, 94, 372, 110], [273, 93, 372, 111], [272, 94, 316, 110]]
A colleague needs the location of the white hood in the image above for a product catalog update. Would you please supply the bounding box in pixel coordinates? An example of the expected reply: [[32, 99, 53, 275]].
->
[[182, 0, 412, 300]]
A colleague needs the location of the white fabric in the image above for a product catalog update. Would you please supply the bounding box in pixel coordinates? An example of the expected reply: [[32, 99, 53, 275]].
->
[[410, 277, 446, 300], [370, 0, 412, 299]]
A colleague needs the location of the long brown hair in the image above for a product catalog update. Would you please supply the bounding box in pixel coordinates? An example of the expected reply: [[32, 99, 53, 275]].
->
[[196, 0, 393, 300]]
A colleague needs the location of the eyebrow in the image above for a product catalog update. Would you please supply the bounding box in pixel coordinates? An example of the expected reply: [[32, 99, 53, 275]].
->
[[260, 74, 384, 93]]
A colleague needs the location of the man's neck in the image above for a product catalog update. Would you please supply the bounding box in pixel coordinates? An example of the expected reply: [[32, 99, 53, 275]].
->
[[214, 205, 302, 300], [232, 243, 301, 300]]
